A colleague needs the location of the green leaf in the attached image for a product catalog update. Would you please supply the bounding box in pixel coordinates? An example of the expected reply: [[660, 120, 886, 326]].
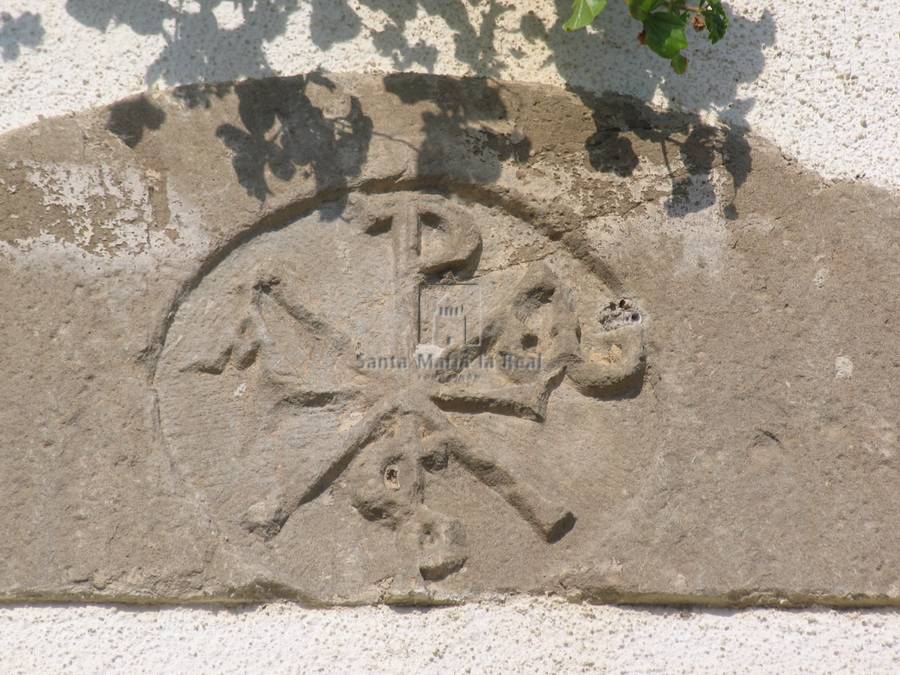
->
[[563, 0, 609, 32], [628, 0, 663, 22], [671, 53, 688, 74], [701, 0, 728, 43], [642, 11, 689, 59]]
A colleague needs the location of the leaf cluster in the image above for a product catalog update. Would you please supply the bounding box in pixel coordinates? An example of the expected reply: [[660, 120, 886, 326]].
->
[[563, 0, 729, 74]]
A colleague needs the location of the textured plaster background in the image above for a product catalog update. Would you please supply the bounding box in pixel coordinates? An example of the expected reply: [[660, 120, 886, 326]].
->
[[3, 599, 900, 673], [0, 0, 898, 189], [2, 1, 900, 671]]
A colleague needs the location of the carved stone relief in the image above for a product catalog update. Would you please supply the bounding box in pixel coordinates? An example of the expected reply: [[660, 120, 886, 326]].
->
[[154, 191, 644, 584], [2, 74, 898, 606]]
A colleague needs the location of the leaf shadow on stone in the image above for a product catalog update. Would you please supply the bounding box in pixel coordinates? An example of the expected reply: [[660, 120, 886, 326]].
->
[[577, 91, 753, 220], [64, 0, 771, 218], [383, 73, 532, 185], [106, 95, 167, 149], [175, 72, 374, 209], [65, 2, 376, 211], [532, 0, 776, 219], [0, 11, 45, 61]]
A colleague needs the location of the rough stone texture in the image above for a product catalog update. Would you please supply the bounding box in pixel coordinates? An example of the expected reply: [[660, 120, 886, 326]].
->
[[1, 1, 898, 190], [1, 73, 898, 606], [4, 599, 900, 674]]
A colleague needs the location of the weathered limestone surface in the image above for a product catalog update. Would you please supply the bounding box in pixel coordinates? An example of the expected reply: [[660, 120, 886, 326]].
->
[[0, 73, 897, 606]]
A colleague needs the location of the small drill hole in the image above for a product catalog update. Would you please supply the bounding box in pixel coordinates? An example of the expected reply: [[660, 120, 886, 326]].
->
[[521, 333, 539, 350], [383, 465, 400, 490]]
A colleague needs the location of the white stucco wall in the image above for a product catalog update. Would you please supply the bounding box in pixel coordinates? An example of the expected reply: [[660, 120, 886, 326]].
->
[[4, 598, 900, 674], [2, 2, 899, 672], [1, 0, 898, 189]]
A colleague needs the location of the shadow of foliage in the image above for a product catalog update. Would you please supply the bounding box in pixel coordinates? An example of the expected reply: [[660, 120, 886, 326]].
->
[[175, 72, 373, 205], [309, 0, 361, 49], [0, 11, 44, 61], [540, 0, 774, 217], [354, 0, 512, 73], [384, 73, 531, 183], [65, 0, 774, 216], [581, 91, 752, 218], [65, 0, 299, 85], [106, 95, 167, 148]]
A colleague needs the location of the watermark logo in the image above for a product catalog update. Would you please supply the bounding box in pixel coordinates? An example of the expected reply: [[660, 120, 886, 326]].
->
[[356, 279, 542, 376], [418, 281, 482, 349]]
